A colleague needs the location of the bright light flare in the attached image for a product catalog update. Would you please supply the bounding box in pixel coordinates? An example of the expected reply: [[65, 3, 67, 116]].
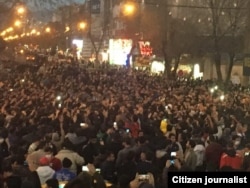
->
[[0, 31, 6, 36], [78, 22, 87, 30], [31, 29, 36, 34], [45, 27, 51, 33], [14, 20, 22, 27], [65, 26, 70, 32], [123, 3, 135, 16], [220, 95, 225, 101], [6, 27, 13, 32], [17, 6, 25, 15]]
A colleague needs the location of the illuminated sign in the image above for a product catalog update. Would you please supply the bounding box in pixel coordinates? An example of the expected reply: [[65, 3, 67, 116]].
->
[[109, 39, 133, 65], [138, 41, 152, 56]]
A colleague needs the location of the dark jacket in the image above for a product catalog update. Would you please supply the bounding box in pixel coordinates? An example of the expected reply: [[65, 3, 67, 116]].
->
[[21, 171, 41, 188], [101, 160, 117, 183], [205, 142, 223, 170]]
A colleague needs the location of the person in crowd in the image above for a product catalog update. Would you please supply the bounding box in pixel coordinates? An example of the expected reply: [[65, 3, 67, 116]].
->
[[166, 133, 179, 159], [3, 165, 22, 188], [116, 137, 135, 168], [220, 141, 243, 170], [242, 143, 250, 171], [77, 163, 106, 188], [81, 136, 99, 164], [36, 156, 55, 185], [183, 139, 197, 171], [9, 155, 30, 180], [45, 179, 59, 188], [2, 59, 250, 188], [51, 117, 65, 153], [124, 115, 140, 139], [1, 145, 20, 170], [105, 133, 123, 160], [100, 151, 116, 183], [44, 146, 62, 171], [4, 175, 22, 188], [136, 151, 159, 182], [26, 140, 47, 172], [117, 150, 137, 182], [53, 157, 76, 181], [205, 135, 223, 171], [232, 134, 244, 151], [21, 165, 41, 188], [55, 139, 84, 174], [193, 140, 205, 171], [135, 136, 151, 162], [27, 135, 42, 155]]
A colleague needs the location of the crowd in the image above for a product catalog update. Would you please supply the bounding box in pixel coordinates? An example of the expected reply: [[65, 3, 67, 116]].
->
[[0, 61, 250, 188]]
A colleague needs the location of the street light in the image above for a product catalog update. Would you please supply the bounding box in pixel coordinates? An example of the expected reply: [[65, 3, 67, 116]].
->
[[123, 2, 136, 16], [65, 26, 70, 32], [14, 20, 22, 27], [78, 22, 87, 30], [17, 6, 26, 15], [31, 29, 36, 34], [45, 27, 51, 33]]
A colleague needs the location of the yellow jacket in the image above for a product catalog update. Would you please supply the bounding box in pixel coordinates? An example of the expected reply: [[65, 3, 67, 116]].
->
[[160, 119, 168, 134]]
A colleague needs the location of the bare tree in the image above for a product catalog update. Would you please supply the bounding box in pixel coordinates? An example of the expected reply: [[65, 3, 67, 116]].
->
[[223, 0, 248, 84], [205, 0, 248, 82], [141, 0, 199, 79], [88, 0, 110, 62]]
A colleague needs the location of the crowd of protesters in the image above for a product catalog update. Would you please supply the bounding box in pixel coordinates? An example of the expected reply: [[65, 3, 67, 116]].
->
[[0, 61, 250, 188]]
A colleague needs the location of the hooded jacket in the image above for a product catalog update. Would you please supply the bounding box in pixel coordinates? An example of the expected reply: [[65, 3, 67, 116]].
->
[[194, 144, 205, 166], [36, 166, 55, 185]]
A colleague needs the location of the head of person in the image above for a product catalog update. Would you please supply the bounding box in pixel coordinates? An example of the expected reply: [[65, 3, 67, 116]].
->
[[169, 133, 176, 143], [62, 157, 72, 169], [226, 141, 235, 151], [44, 147, 54, 158], [186, 139, 196, 150], [122, 137, 131, 147], [45, 179, 59, 188], [105, 151, 115, 162], [39, 157, 51, 167]]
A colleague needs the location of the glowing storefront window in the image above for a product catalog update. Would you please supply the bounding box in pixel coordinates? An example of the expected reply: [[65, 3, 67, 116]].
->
[[151, 61, 165, 73], [109, 39, 133, 65]]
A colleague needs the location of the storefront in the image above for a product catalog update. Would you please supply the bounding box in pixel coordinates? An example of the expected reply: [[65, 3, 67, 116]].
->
[[109, 39, 133, 66]]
